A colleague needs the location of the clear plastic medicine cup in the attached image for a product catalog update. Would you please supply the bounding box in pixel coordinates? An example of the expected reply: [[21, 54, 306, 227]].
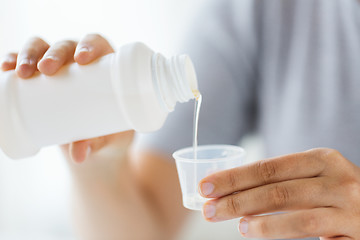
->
[[173, 145, 246, 211]]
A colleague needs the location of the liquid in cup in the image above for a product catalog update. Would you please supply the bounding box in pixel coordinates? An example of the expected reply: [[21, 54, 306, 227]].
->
[[173, 145, 246, 210]]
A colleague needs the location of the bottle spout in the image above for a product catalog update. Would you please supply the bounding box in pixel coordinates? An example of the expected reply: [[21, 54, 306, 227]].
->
[[192, 89, 201, 100], [152, 53, 199, 111]]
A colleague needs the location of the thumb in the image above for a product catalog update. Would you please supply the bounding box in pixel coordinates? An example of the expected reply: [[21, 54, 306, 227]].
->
[[69, 140, 91, 163]]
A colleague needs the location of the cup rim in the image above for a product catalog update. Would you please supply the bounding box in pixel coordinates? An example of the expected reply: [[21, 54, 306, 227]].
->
[[172, 144, 246, 163]]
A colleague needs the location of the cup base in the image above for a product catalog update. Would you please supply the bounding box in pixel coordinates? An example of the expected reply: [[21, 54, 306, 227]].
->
[[183, 194, 207, 211]]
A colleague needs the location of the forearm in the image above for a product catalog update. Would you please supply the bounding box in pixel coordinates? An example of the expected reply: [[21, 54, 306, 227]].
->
[[131, 150, 190, 238], [62, 146, 165, 240]]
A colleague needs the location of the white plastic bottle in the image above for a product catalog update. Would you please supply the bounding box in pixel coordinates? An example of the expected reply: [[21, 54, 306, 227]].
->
[[0, 42, 198, 159]]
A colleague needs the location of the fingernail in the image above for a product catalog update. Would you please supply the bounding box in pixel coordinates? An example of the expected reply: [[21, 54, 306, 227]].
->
[[75, 46, 91, 55], [1, 56, 14, 64], [203, 204, 216, 219], [43, 55, 60, 62], [16, 58, 36, 77], [19, 58, 32, 66], [239, 218, 248, 235], [0, 58, 14, 70], [200, 182, 214, 196]]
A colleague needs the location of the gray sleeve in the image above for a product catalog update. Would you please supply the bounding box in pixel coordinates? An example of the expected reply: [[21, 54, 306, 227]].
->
[[134, 0, 259, 156]]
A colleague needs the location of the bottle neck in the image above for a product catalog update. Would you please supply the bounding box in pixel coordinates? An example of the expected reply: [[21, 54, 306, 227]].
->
[[151, 53, 198, 112]]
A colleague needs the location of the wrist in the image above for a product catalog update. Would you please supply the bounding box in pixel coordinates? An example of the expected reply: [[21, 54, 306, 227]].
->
[[62, 144, 130, 184]]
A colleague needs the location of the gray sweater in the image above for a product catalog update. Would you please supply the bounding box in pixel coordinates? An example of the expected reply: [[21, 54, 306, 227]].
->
[[136, 1, 360, 239]]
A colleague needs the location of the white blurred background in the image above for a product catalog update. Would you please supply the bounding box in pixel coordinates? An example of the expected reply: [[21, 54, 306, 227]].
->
[[0, 0, 263, 239]]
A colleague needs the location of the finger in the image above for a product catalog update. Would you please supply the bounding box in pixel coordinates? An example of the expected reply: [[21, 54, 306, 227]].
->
[[202, 177, 336, 222], [238, 208, 350, 239], [16, 37, 50, 78], [74, 33, 114, 65], [69, 140, 91, 163], [329, 238, 351, 240], [37, 40, 77, 75], [68, 131, 134, 163], [322, 237, 351, 240], [199, 148, 337, 198], [1, 53, 18, 71], [88, 131, 134, 153]]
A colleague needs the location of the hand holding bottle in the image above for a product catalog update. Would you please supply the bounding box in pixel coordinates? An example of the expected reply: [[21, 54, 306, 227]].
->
[[1, 34, 196, 239], [0, 34, 134, 163]]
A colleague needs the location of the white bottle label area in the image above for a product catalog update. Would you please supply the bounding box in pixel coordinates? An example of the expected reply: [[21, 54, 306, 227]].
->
[[17, 54, 130, 146]]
